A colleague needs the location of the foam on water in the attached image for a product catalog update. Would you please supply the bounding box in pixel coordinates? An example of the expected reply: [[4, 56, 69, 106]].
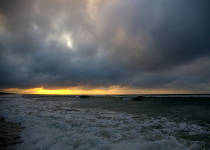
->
[[0, 95, 209, 150]]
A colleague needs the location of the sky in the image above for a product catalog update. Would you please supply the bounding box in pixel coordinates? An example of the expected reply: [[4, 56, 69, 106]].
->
[[0, 0, 210, 94]]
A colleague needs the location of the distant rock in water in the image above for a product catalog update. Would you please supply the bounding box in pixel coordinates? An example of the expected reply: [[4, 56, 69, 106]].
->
[[79, 95, 91, 99], [132, 96, 143, 101]]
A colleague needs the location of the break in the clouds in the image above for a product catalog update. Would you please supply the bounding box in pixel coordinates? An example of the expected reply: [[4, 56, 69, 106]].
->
[[0, 0, 210, 92]]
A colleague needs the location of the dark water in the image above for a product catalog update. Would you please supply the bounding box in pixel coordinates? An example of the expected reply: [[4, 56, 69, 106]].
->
[[74, 96, 210, 122]]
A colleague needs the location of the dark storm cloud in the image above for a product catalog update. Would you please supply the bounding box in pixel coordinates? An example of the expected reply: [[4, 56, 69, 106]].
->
[[0, 0, 210, 92]]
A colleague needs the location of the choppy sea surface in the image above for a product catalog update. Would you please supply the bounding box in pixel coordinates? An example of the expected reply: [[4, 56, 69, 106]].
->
[[0, 94, 210, 150]]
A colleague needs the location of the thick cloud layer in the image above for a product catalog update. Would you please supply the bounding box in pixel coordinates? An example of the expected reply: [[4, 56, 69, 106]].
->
[[0, 0, 210, 92]]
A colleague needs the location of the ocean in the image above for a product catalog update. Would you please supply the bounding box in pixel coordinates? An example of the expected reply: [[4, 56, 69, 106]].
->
[[0, 94, 210, 150]]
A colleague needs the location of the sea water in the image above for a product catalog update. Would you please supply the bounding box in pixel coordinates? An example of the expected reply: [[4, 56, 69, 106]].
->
[[0, 94, 210, 150]]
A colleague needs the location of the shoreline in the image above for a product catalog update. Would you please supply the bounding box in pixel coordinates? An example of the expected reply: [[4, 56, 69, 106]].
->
[[0, 116, 24, 149]]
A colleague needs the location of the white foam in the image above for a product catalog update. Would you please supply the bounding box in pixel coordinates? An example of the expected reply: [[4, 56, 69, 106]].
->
[[0, 95, 209, 150]]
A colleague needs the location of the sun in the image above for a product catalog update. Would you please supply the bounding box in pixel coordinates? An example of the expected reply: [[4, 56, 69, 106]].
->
[[66, 40, 73, 48], [62, 33, 73, 49]]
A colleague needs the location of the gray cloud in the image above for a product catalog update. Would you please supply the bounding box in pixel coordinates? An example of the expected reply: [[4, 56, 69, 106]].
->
[[0, 0, 210, 92]]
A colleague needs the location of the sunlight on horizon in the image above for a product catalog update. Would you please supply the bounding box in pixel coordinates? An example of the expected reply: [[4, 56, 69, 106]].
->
[[2, 87, 190, 95]]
